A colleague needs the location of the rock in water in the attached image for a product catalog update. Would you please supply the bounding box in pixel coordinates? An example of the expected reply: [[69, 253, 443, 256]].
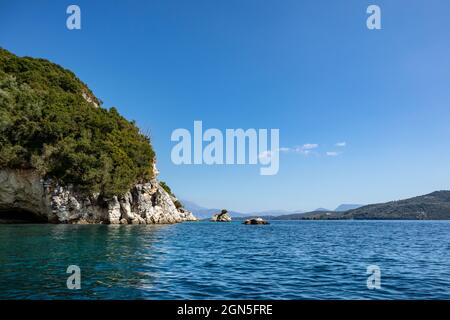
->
[[0, 169, 197, 224], [243, 217, 269, 225], [210, 210, 232, 222]]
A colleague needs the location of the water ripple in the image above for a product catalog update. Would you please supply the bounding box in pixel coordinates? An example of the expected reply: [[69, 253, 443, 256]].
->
[[0, 221, 450, 299]]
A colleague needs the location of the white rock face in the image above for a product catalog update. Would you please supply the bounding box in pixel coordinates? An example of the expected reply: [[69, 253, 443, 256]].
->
[[82, 91, 99, 108], [0, 169, 197, 224], [210, 211, 232, 222]]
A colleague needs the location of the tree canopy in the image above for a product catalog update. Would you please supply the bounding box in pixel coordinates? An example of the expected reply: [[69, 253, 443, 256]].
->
[[0, 48, 155, 196]]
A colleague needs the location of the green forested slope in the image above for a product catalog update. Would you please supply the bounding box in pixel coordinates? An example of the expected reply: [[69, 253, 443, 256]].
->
[[0, 48, 155, 196]]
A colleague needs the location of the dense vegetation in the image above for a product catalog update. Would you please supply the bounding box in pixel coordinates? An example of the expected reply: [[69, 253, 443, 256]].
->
[[0, 48, 155, 196]]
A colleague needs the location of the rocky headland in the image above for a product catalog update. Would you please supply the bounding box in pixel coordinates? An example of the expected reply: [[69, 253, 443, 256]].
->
[[0, 48, 196, 224], [0, 168, 196, 224]]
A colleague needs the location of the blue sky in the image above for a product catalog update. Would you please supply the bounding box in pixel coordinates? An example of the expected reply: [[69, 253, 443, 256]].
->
[[1, 0, 450, 212]]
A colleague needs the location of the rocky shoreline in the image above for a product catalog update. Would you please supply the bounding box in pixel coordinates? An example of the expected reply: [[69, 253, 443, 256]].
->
[[0, 169, 196, 224]]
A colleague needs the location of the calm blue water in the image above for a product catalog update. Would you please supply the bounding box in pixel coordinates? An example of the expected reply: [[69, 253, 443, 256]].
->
[[0, 220, 449, 299]]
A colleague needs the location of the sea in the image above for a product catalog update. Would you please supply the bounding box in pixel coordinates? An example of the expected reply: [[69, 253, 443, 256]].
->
[[0, 220, 449, 299]]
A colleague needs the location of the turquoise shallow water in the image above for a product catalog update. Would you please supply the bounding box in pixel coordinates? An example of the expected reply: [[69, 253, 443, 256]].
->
[[0, 220, 449, 299]]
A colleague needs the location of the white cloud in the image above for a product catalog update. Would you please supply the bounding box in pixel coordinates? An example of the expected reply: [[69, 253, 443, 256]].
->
[[302, 143, 319, 150], [258, 150, 273, 160], [259, 146, 297, 160], [326, 151, 339, 156], [269, 143, 348, 158], [289, 143, 319, 155], [271, 143, 344, 158]]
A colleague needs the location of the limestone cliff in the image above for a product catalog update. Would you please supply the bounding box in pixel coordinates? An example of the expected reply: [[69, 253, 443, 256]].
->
[[0, 169, 197, 224]]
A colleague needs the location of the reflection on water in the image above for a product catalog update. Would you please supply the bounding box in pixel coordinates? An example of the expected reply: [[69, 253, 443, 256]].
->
[[1, 221, 450, 299]]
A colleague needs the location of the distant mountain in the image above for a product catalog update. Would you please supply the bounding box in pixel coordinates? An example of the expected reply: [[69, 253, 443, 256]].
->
[[269, 210, 332, 220], [315, 207, 331, 212], [249, 206, 360, 219], [180, 200, 249, 219], [266, 206, 346, 220], [257, 205, 362, 218], [334, 204, 363, 212], [240, 209, 340, 220], [179, 200, 205, 212], [301, 191, 450, 220], [248, 209, 304, 217]]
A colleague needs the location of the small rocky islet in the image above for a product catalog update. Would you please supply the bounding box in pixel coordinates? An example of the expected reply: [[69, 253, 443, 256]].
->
[[210, 210, 232, 222], [243, 217, 270, 225]]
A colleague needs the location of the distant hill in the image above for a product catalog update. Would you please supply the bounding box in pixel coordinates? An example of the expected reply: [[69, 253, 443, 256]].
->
[[334, 204, 363, 212], [260, 211, 307, 220], [301, 191, 450, 220], [315, 207, 331, 212], [253, 206, 361, 220], [270, 210, 335, 220]]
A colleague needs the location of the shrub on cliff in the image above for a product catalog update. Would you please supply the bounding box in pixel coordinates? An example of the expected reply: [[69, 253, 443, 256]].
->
[[0, 48, 155, 196], [173, 200, 183, 210], [159, 181, 172, 195]]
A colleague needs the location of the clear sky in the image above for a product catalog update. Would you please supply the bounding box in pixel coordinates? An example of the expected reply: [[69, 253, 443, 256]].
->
[[1, 0, 450, 212]]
